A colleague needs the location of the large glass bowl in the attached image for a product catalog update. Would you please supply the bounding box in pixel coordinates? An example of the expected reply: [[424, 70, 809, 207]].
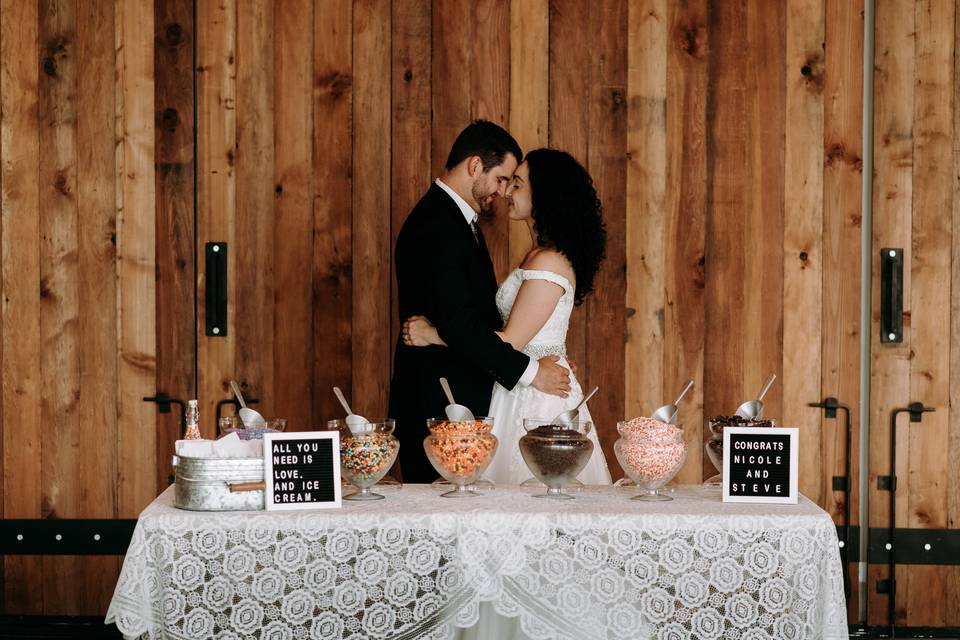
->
[[519, 419, 594, 500], [423, 418, 497, 498], [218, 415, 287, 440], [327, 419, 400, 501], [614, 420, 687, 501], [704, 416, 775, 486]]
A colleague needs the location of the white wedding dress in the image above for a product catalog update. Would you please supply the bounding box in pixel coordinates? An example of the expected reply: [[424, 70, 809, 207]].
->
[[483, 268, 611, 485]]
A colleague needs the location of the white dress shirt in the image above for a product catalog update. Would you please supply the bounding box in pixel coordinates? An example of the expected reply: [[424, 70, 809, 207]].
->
[[434, 179, 539, 388]]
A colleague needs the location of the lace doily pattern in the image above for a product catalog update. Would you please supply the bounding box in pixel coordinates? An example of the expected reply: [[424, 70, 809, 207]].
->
[[106, 485, 848, 640]]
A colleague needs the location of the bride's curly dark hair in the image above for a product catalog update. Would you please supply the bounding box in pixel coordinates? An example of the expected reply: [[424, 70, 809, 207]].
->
[[525, 148, 606, 305]]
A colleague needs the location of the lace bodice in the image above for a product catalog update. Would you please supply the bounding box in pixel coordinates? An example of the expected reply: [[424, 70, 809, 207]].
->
[[495, 269, 574, 359]]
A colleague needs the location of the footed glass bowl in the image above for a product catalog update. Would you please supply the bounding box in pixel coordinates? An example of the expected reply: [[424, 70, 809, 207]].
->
[[327, 419, 399, 501], [704, 416, 775, 486], [519, 419, 593, 500], [423, 418, 497, 498], [614, 420, 687, 501]]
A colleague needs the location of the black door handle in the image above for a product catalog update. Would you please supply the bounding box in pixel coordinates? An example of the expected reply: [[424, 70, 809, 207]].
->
[[880, 248, 902, 343]]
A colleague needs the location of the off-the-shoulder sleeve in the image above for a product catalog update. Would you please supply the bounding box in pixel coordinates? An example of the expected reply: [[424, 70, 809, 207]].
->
[[520, 269, 574, 296]]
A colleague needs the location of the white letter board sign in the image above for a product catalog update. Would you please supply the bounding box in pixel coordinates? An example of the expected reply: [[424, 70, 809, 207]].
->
[[263, 431, 341, 510], [722, 426, 799, 504]]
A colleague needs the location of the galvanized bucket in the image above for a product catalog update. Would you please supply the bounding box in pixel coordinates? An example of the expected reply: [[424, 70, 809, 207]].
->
[[173, 455, 265, 511]]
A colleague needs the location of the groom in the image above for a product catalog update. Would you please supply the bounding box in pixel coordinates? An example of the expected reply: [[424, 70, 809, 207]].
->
[[389, 121, 571, 483]]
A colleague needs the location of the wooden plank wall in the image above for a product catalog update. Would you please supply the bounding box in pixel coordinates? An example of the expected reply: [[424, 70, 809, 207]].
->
[[0, 0, 188, 615], [871, 0, 960, 627]]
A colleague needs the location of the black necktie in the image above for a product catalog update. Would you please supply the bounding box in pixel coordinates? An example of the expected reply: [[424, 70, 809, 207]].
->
[[470, 220, 481, 245]]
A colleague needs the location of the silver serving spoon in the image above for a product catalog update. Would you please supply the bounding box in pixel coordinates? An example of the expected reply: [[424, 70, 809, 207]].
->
[[333, 386, 372, 433], [551, 386, 599, 428], [439, 378, 475, 421], [651, 379, 694, 425], [735, 373, 777, 420], [230, 380, 266, 429]]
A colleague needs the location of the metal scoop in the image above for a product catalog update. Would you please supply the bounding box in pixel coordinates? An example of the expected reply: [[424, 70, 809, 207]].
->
[[551, 386, 599, 428], [439, 377, 475, 421], [333, 387, 372, 432], [230, 380, 266, 429], [735, 373, 777, 420], [651, 379, 694, 424]]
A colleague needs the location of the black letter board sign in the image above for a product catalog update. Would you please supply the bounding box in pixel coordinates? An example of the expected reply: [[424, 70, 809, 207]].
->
[[263, 432, 341, 510], [722, 427, 799, 504]]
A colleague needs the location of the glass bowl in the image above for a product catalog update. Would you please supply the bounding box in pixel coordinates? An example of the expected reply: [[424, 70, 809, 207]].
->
[[614, 419, 687, 501], [327, 419, 400, 501], [423, 418, 497, 498], [704, 416, 775, 485], [218, 415, 287, 440], [519, 419, 594, 499]]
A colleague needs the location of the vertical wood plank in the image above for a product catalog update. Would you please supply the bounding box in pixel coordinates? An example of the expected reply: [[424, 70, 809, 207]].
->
[[743, 0, 785, 424], [549, 0, 589, 400], [950, 0, 960, 619], [664, 0, 707, 483], [472, 0, 511, 282], [783, 0, 824, 504], [585, 0, 627, 477], [869, 0, 914, 624], [431, 0, 471, 177], [196, 0, 236, 431], [116, 0, 157, 518], [273, 0, 313, 428], [1, 0, 43, 614], [508, 0, 547, 271], [315, 0, 353, 422], [823, 0, 864, 620], [235, 0, 274, 423], [38, 0, 82, 613], [625, 0, 666, 426], [155, 0, 196, 483], [391, 0, 429, 377], [703, 0, 748, 478], [905, 0, 954, 626], [352, 0, 391, 420], [76, 0, 120, 613]]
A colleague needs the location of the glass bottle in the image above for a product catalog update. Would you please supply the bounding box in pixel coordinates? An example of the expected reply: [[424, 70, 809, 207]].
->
[[184, 399, 202, 440]]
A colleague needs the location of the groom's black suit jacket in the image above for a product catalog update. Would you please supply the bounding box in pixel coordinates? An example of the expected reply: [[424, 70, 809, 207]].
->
[[388, 184, 531, 483]]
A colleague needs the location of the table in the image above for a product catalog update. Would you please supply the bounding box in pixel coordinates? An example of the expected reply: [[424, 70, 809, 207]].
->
[[106, 485, 848, 640]]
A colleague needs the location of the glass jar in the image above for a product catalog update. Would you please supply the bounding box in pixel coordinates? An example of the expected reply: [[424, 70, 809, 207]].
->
[[328, 419, 399, 501], [423, 418, 497, 498], [614, 420, 687, 501], [519, 419, 594, 500]]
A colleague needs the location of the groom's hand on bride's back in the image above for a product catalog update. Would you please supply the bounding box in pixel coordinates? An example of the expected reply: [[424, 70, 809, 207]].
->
[[532, 356, 571, 398]]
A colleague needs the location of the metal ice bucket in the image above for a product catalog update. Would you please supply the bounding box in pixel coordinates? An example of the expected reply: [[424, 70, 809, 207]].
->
[[173, 455, 265, 511]]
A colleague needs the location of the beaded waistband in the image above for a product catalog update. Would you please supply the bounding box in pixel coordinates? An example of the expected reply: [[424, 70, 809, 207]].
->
[[522, 344, 566, 360]]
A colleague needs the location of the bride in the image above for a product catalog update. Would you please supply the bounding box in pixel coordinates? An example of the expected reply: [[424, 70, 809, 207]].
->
[[403, 148, 611, 485]]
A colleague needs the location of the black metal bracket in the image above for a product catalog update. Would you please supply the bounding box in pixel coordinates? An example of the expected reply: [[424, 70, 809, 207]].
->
[[809, 396, 853, 601], [143, 391, 187, 437], [883, 402, 935, 634], [868, 527, 960, 565], [880, 248, 903, 343], [205, 242, 227, 336], [877, 475, 896, 491], [0, 519, 137, 555]]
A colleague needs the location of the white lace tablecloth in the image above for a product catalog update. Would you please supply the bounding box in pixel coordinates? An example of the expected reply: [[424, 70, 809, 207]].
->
[[106, 485, 848, 640]]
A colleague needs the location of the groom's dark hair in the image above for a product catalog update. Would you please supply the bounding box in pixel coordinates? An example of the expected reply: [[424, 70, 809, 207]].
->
[[445, 120, 523, 171]]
